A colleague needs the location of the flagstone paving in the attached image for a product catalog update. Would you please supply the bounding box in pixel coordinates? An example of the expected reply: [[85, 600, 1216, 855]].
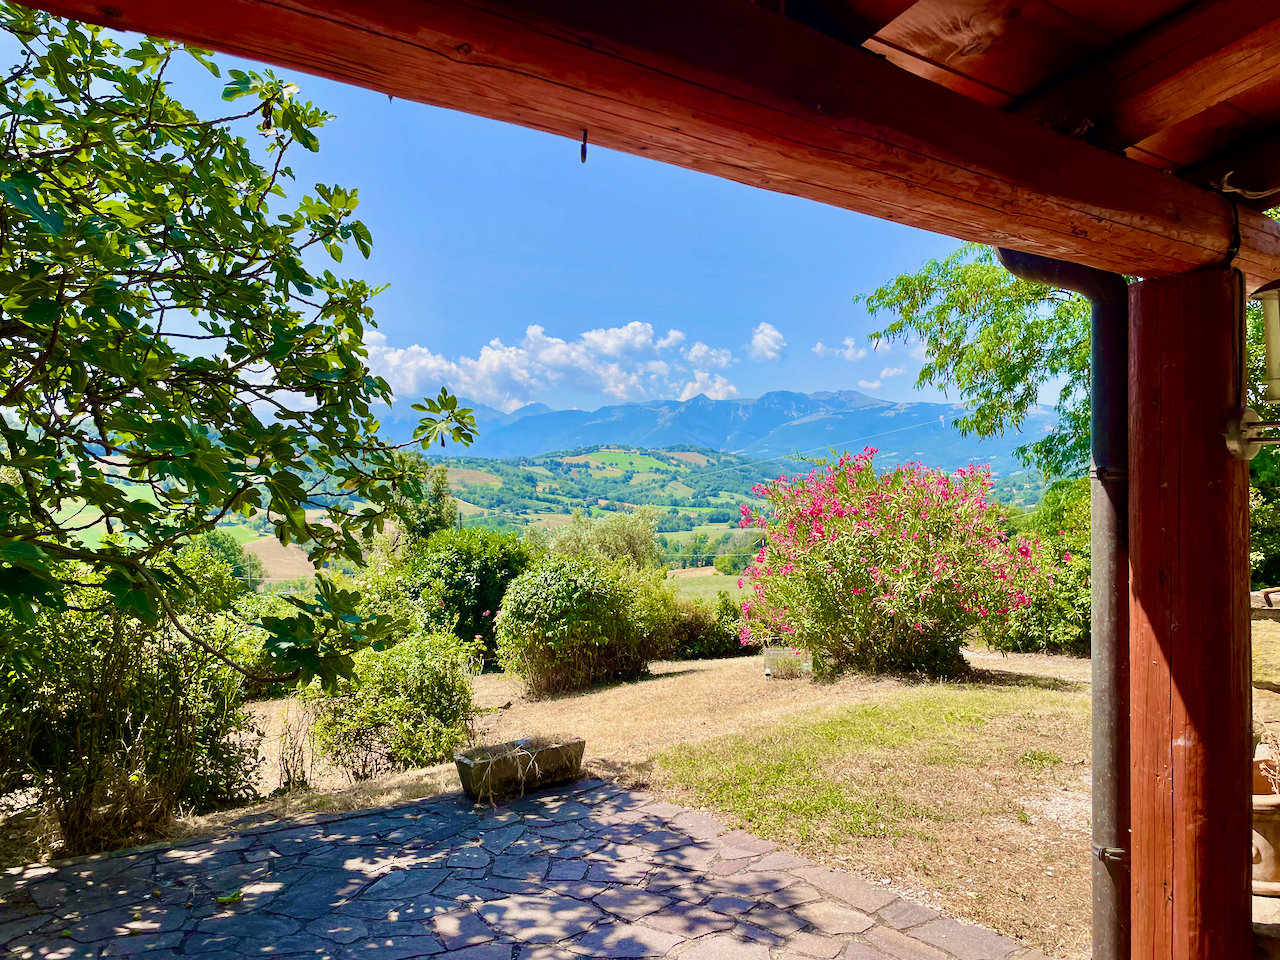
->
[[0, 780, 1050, 960]]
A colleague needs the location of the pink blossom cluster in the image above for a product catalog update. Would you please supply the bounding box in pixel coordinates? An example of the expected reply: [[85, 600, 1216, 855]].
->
[[735, 447, 1061, 655]]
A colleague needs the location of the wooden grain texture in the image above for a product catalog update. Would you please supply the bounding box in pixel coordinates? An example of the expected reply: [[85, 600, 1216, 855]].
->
[[20, 0, 1280, 289], [871, 0, 1103, 101], [1017, 0, 1280, 148], [1128, 269, 1251, 960]]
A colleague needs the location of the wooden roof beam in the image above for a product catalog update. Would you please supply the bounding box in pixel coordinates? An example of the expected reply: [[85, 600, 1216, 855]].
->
[[19, 0, 1280, 290], [1015, 0, 1280, 149]]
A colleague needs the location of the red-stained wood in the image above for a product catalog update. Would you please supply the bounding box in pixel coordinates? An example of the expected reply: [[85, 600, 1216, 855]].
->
[[1016, 0, 1280, 148], [777, 0, 916, 46], [870, 0, 1103, 102], [20, 0, 1280, 289], [1129, 269, 1252, 960], [1182, 126, 1280, 209]]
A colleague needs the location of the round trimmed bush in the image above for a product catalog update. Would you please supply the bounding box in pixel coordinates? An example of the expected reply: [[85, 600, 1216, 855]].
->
[[495, 555, 662, 698]]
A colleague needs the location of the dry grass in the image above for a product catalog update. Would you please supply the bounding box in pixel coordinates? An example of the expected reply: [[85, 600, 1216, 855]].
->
[[667, 566, 746, 603], [666, 451, 711, 466], [652, 676, 1092, 958], [242, 537, 314, 581]]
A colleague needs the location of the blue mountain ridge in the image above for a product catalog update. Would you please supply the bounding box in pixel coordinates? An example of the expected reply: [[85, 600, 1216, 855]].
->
[[373, 390, 1055, 476]]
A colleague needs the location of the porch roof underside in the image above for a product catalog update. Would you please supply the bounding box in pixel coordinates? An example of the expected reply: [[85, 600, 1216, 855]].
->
[[24, 0, 1280, 289]]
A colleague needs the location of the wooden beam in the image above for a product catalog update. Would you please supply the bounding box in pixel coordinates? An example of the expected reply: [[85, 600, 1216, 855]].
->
[[1016, 0, 1280, 149], [20, 0, 1280, 288], [1129, 269, 1252, 960]]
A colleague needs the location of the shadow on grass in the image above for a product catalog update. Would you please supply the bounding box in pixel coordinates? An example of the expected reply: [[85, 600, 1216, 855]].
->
[[529, 667, 705, 703], [965, 666, 1084, 692]]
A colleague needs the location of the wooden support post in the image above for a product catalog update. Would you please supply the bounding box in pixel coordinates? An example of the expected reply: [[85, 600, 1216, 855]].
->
[[1129, 269, 1251, 959]]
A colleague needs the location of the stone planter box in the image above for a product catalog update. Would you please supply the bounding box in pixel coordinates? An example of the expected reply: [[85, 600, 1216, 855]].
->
[[764, 647, 812, 679], [454, 737, 585, 802]]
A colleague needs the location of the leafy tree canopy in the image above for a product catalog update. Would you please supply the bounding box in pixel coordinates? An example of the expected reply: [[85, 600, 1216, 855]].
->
[[859, 244, 1090, 478], [0, 7, 475, 688], [860, 242, 1278, 482]]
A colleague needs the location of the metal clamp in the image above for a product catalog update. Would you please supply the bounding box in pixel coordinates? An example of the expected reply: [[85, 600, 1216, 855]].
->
[[1091, 843, 1130, 865], [1225, 407, 1280, 460]]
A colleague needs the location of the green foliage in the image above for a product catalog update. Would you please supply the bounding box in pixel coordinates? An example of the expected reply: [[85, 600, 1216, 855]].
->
[[0, 551, 259, 856], [669, 591, 749, 660], [0, 8, 474, 685], [495, 555, 666, 697], [390, 454, 458, 544], [743, 450, 1061, 678], [860, 244, 1091, 477], [995, 479, 1091, 656], [553, 507, 662, 567], [309, 632, 474, 782], [397, 528, 533, 660], [186, 530, 264, 587]]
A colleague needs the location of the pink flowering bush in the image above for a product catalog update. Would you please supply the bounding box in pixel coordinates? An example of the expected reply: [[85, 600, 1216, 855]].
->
[[738, 448, 1060, 677]]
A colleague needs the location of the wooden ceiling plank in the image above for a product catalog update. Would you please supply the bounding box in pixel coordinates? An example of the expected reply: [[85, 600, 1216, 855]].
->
[[17, 0, 1280, 288], [1130, 100, 1257, 170], [775, 0, 917, 47], [872, 0, 1104, 99], [1182, 126, 1280, 208], [1016, 0, 1280, 146]]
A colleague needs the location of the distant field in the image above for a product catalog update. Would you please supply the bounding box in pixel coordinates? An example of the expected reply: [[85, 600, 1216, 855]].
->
[[587, 450, 674, 471], [668, 566, 747, 604], [445, 467, 501, 488], [243, 536, 313, 582], [217, 522, 259, 544]]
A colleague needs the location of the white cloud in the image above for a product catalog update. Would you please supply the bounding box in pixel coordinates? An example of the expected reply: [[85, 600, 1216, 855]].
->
[[857, 379, 882, 391], [685, 341, 733, 368], [656, 329, 686, 350], [908, 339, 928, 360], [812, 337, 868, 362], [365, 322, 717, 412], [748, 322, 786, 361], [679, 370, 739, 401], [880, 366, 906, 379]]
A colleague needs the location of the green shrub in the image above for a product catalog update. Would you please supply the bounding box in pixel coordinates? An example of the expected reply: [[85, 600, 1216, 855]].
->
[[185, 529, 264, 586], [669, 591, 749, 660], [0, 551, 260, 856], [996, 550, 1089, 655], [495, 555, 665, 697], [397, 528, 533, 661], [310, 632, 474, 781], [553, 507, 661, 567], [992, 478, 1090, 656], [742, 450, 1063, 678], [617, 565, 678, 659]]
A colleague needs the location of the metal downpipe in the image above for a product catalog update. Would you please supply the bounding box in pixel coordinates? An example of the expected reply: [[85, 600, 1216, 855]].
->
[[995, 248, 1130, 960]]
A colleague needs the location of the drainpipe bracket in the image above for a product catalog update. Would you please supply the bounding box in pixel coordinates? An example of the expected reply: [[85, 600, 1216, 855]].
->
[[1089, 466, 1128, 482], [1091, 843, 1130, 865]]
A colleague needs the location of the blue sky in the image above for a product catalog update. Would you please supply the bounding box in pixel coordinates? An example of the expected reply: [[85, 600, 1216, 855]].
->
[[167, 50, 962, 414]]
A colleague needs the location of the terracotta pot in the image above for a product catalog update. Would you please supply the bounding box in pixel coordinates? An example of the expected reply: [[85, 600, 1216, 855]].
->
[[1254, 794, 1280, 895]]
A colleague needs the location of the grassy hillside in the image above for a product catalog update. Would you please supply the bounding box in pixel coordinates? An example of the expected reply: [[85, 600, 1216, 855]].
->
[[434, 445, 770, 527]]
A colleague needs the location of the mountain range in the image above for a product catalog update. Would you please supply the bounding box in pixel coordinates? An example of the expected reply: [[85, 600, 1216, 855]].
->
[[375, 390, 1053, 475]]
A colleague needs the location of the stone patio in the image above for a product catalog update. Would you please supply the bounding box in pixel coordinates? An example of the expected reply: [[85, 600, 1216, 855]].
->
[[0, 780, 1049, 960]]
